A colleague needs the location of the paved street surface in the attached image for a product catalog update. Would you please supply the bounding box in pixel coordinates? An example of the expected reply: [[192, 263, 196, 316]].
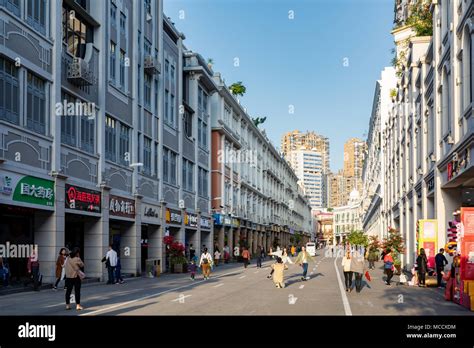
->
[[0, 251, 472, 316]]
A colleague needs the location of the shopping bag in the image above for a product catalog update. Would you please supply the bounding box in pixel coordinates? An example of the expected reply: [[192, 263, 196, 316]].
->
[[364, 271, 371, 281]]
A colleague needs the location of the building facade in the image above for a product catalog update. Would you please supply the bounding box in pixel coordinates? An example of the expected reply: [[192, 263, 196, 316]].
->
[[361, 67, 397, 240], [211, 74, 313, 255], [287, 147, 324, 209], [0, 0, 216, 282], [383, 0, 474, 269], [333, 190, 362, 245]]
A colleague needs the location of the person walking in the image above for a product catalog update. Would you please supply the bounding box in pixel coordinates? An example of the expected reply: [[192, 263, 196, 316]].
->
[[115, 254, 124, 284], [416, 248, 428, 287], [368, 247, 378, 270], [256, 246, 263, 268], [281, 248, 294, 265], [101, 245, 118, 285], [223, 244, 230, 264], [271, 257, 288, 288], [214, 248, 221, 267], [27, 247, 40, 291], [189, 259, 197, 281], [342, 250, 353, 292], [350, 251, 367, 293], [189, 244, 196, 261], [435, 248, 448, 288], [294, 246, 314, 281], [383, 248, 395, 286], [291, 245, 296, 257], [64, 247, 84, 310], [53, 248, 67, 290], [0, 257, 9, 287], [242, 247, 251, 269], [199, 248, 213, 280]]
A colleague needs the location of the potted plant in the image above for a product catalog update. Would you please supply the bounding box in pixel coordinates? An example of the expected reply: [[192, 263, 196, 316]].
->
[[168, 240, 186, 273]]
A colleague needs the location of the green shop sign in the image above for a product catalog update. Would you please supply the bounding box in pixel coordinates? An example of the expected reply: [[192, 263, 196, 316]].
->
[[12, 176, 55, 207]]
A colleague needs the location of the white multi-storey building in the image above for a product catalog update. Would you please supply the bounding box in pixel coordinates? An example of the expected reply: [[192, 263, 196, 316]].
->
[[383, 0, 474, 269], [333, 190, 362, 245], [288, 147, 324, 210], [361, 67, 397, 239]]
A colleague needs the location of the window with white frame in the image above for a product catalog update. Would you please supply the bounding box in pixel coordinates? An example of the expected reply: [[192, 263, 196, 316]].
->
[[164, 90, 170, 125], [61, 92, 77, 146]]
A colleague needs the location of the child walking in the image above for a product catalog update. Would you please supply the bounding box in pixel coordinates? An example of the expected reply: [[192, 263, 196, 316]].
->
[[189, 260, 197, 281]]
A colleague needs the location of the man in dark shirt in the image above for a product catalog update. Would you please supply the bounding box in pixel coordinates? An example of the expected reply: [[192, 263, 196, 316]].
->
[[435, 248, 448, 288]]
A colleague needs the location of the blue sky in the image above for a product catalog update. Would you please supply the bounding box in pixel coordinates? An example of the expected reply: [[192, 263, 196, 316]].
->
[[164, 0, 395, 171]]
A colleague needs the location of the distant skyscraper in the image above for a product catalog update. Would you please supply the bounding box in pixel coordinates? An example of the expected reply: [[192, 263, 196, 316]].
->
[[281, 130, 330, 207], [281, 130, 330, 174], [343, 138, 367, 194], [288, 147, 323, 209]]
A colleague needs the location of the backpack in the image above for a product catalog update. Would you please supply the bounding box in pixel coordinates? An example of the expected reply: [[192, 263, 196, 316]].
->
[[384, 261, 393, 269]]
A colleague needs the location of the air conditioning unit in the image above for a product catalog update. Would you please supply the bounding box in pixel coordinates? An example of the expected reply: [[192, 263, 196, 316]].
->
[[144, 55, 160, 74], [447, 135, 454, 145], [67, 57, 93, 86], [430, 154, 437, 162]]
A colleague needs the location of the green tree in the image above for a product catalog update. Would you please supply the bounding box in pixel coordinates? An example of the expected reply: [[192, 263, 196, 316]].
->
[[406, 0, 433, 36], [347, 230, 369, 247], [252, 116, 267, 127], [229, 81, 246, 96]]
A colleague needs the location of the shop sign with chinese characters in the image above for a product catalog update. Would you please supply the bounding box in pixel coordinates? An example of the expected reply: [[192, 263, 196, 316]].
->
[[12, 176, 54, 207], [109, 195, 135, 218], [65, 184, 101, 212]]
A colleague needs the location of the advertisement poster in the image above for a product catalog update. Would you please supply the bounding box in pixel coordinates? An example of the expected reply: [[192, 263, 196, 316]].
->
[[418, 219, 437, 269]]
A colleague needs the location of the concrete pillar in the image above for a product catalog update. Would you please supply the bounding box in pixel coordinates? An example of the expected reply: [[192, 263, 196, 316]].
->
[[121, 196, 141, 276], [253, 231, 258, 255], [218, 226, 224, 253], [247, 230, 252, 256], [35, 175, 65, 284], [227, 228, 233, 261], [147, 224, 162, 273], [83, 217, 106, 280]]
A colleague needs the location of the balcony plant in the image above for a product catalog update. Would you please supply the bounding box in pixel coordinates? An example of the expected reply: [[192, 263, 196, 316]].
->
[[229, 81, 246, 96], [406, 0, 433, 37]]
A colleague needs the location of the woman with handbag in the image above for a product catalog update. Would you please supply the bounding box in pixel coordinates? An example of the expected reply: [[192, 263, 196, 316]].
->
[[53, 248, 67, 290], [199, 248, 213, 280], [383, 248, 395, 286], [64, 247, 85, 310]]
